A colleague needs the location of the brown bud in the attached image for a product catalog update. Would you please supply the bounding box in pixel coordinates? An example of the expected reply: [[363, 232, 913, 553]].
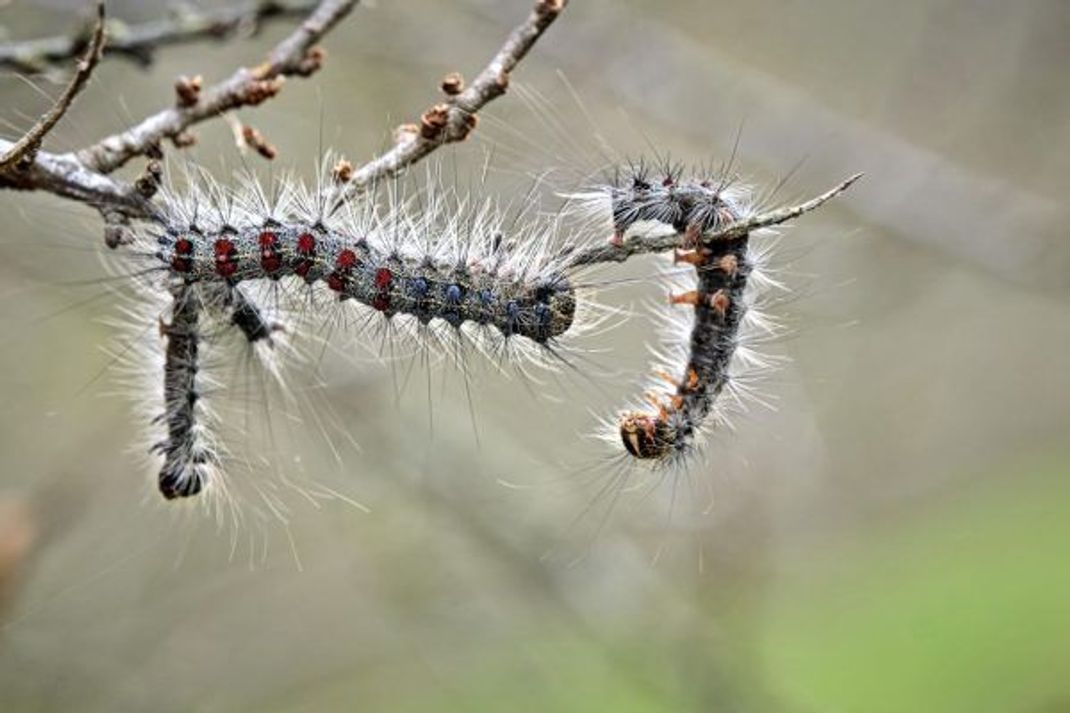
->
[[135, 160, 163, 198], [332, 157, 354, 183], [171, 131, 197, 148], [440, 72, 464, 96], [293, 46, 326, 77], [101, 210, 134, 249], [535, 0, 565, 17], [174, 75, 203, 108], [242, 77, 284, 106], [456, 112, 479, 140], [419, 103, 451, 140], [241, 125, 278, 161]]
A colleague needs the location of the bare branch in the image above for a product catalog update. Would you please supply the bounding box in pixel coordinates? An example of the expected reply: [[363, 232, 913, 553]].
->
[[565, 174, 864, 269], [76, 0, 359, 174], [0, 141, 155, 216], [0, 2, 106, 172], [345, 0, 568, 194], [0, 0, 321, 75]]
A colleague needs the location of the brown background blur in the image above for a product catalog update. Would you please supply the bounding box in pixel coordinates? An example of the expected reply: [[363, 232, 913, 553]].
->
[[0, 1, 1067, 711]]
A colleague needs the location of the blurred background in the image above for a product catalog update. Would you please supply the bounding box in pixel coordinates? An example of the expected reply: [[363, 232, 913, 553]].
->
[[0, 0, 1068, 711]]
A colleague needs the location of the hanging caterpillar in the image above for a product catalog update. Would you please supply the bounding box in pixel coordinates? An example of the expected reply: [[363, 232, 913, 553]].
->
[[154, 284, 216, 499], [618, 225, 751, 463], [569, 163, 780, 466]]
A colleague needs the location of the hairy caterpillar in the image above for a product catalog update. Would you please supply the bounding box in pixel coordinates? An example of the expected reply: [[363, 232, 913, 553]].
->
[[618, 227, 750, 462], [155, 284, 215, 499], [608, 169, 754, 463], [568, 162, 788, 468], [157, 208, 576, 345], [116, 160, 609, 500]]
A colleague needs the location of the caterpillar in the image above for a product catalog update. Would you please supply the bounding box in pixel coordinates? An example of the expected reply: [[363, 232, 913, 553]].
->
[[146, 163, 585, 348], [569, 162, 785, 467], [117, 160, 607, 500], [618, 226, 751, 463], [156, 203, 575, 347]]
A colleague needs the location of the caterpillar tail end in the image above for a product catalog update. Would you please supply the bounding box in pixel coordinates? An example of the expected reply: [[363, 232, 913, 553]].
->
[[158, 459, 208, 499]]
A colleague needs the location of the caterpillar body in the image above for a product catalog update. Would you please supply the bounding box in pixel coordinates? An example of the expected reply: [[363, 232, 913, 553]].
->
[[571, 164, 783, 467], [156, 220, 576, 345], [118, 161, 605, 501], [154, 285, 213, 499], [619, 230, 750, 462]]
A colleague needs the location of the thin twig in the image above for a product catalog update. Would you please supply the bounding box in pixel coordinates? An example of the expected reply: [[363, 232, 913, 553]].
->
[[343, 0, 567, 195], [0, 2, 106, 172], [566, 173, 864, 269], [76, 0, 359, 174], [0, 0, 320, 75]]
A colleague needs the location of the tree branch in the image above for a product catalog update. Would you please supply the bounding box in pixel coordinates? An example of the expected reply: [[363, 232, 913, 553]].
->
[[565, 174, 864, 269], [0, 0, 321, 75], [343, 0, 567, 195], [0, 142, 153, 217], [0, 2, 106, 173], [76, 0, 360, 174]]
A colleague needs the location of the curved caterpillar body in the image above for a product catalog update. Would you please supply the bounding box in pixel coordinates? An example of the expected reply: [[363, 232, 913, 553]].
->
[[619, 231, 750, 461], [578, 164, 776, 466]]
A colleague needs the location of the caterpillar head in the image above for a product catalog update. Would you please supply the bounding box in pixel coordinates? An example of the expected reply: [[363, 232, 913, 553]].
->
[[619, 411, 675, 460]]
